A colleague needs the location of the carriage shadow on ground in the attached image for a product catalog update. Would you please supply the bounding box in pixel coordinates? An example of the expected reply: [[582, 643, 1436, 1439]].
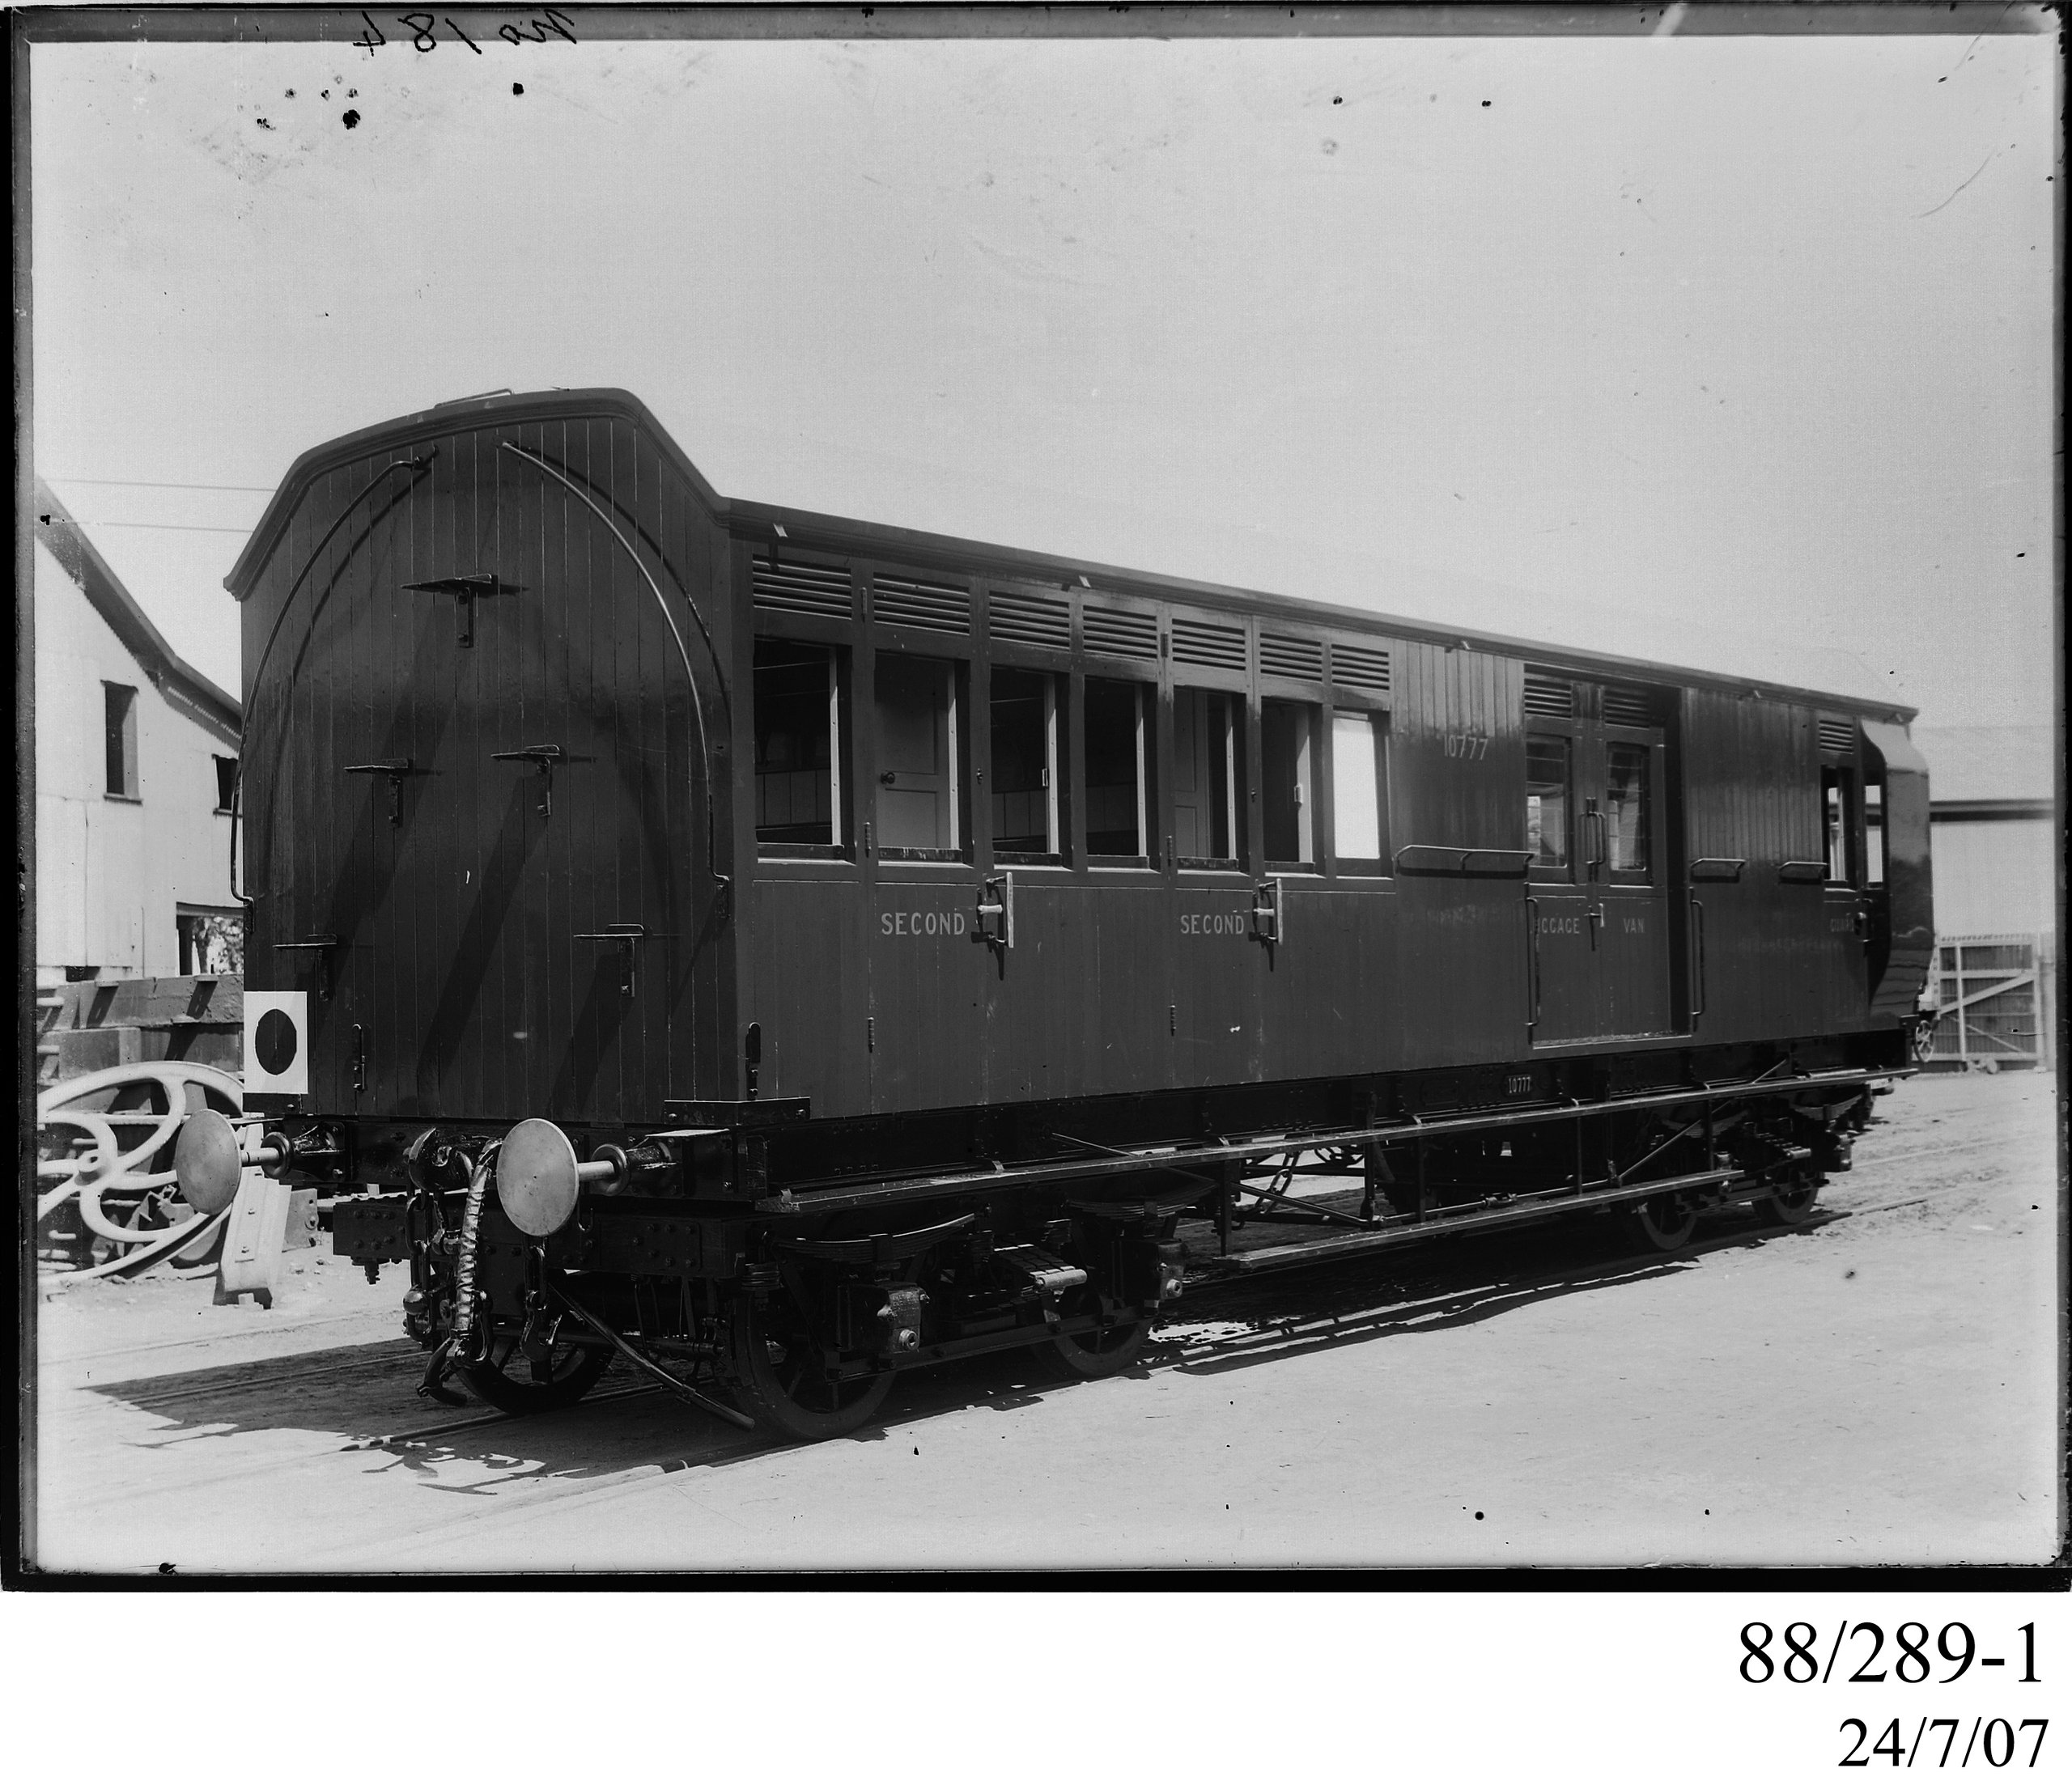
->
[[77, 1198, 1818, 1496]]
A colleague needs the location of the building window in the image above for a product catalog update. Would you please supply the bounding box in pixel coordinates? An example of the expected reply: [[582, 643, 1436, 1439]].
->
[[1331, 711, 1389, 868], [104, 683, 138, 799], [1174, 688, 1240, 866], [1085, 678, 1148, 859], [1526, 736, 1573, 875], [989, 667, 1060, 858], [177, 905, 244, 975], [214, 755, 238, 814], [1261, 699, 1318, 865], [875, 653, 961, 856], [754, 638, 844, 849]]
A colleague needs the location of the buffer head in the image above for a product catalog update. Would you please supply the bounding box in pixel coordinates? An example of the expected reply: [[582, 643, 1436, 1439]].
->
[[173, 1109, 244, 1214], [497, 1117, 581, 1237]]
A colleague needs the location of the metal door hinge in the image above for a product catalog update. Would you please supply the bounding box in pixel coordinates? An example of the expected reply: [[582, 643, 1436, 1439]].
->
[[344, 757, 418, 826], [274, 934, 342, 999], [404, 572, 522, 647], [492, 744, 567, 817], [575, 922, 648, 997]]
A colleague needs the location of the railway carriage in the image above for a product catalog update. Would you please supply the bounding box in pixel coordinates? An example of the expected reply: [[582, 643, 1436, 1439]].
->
[[176, 388, 1934, 1439]]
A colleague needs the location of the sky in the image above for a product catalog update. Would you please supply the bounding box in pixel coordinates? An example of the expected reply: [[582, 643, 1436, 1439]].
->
[[28, 15, 2061, 735]]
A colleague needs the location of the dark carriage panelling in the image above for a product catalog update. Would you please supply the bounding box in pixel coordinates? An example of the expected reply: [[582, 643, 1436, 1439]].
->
[[991, 881, 1146, 1106], [239, 412, 732, 1125], [1395, 877, 1530, 1062], [1391, 643, 1523, 853], [1255, 884, 1407, 1079], [869, 873, 989, 1111], [1679, 689, 1845, 1041], [1863, 720, 1934, 1020], [243, 390, 1927, 1174], [1170, 885, 1264, 1088], [745, 878, 869, 1112]]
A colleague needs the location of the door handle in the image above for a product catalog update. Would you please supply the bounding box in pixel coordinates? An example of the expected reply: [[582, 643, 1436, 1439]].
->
[[1690, 897, 1707, 1021], [879, 771, 896, 786], [975, 874, 1014, 950], [1525, 896, 1541, 1031], [1250, 877, 1285, 944]]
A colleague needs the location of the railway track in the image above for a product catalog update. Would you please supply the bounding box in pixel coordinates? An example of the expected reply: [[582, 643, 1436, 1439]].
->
[[38, 1105, 2042, 1546], [162, 1172, 2026, 1569], [53, 1161, 1998, 1458]]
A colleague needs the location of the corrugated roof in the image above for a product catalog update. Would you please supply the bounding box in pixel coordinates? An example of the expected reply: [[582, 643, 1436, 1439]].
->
[[34, 478, 241, 744], [1912, 725, 2056, 806]]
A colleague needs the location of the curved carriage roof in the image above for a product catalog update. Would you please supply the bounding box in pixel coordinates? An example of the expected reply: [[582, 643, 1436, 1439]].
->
[[228, 386, 1916, 724]]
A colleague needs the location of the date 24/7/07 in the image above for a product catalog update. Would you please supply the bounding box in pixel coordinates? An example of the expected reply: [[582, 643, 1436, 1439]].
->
[[1838, 1719, 2049, 1770]]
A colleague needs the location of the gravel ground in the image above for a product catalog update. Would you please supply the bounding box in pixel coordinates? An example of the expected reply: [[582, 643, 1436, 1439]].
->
[[26, 1070, 2062, 1572]]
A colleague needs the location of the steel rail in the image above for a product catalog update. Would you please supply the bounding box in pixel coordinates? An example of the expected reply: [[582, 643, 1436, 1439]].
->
[[754, 1065, 1909, 1215]]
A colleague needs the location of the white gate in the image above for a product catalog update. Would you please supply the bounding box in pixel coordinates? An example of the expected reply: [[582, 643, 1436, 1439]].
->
[[1926, 933, 2054, 1069]]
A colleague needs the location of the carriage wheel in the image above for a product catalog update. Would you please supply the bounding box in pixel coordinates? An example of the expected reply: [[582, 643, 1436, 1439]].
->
[[456, 1326, 613, 1415], [1625, 1191, 1698, 1254], [1756, 1172, 1823, 1229], [1039, 1314, 1154, 1380], [729, 1295, 894, 1441]]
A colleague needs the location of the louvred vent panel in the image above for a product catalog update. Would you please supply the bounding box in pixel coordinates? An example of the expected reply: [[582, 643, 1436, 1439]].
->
[[1331, 640, 1391, 693], [1172, 614, 1246, 672], [874, 574, 971, 635], [1524, 672, 1574, 719], [1260, 631, 1323, 681], [989, 589, 1072, 650], [1082, 605, 1159, 661], [752, 555, 852, 621], [1818, 716, 1857, 753], [1603, 686, 1664, 728]]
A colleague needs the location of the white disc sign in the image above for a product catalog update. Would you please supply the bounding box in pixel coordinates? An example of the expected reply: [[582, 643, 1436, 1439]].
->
[[244, 990, 310, 1094]]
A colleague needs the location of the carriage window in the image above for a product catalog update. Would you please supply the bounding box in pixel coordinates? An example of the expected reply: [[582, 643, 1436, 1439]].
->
[[1262, 699, 1318, 866], [1864, 781, 1886, 885], [1085, 678, 1148, 859], [990, 668, 1059, 858], [1526, 736, 1571, 873], [754, 638, 843, 848], [875, 653, 961, 856], [1331, 712, 1388, 868], [1823, 766, 1856, 884], [1603, 741, 1651, 879], [1174, 687, 1239, 865]]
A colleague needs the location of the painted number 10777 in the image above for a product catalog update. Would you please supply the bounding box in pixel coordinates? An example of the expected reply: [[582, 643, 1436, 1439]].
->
[[1441, 732, 1490, 761]]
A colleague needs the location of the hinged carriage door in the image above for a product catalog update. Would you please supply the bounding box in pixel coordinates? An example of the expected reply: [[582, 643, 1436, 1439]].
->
[[1526, 683, 1675, 1044]]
